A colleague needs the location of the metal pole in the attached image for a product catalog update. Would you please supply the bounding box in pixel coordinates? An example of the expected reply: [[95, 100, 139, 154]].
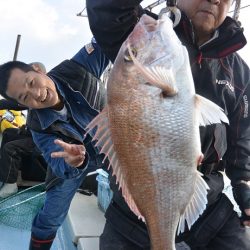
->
[[13, 34, 21, 61], [233, 0, 241, 21]]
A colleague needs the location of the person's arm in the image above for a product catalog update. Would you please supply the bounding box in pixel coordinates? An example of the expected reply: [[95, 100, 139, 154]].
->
[[224, 58, 250, 226], [72, 38, 110, 79], [30, 130, 89, 179], [86, 0, 143, 62]]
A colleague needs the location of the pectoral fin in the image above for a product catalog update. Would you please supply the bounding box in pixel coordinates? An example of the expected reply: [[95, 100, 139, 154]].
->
[[128, 43, 178, 96], [195, 94, 229, 126]]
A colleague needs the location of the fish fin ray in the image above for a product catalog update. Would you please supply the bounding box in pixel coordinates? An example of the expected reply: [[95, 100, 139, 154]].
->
[[127, 43, 177, 96], [195, 94, 229, 126], [85, 106, 144, 221], [177, 172, 209, 235], [145, 66, 178, 96]]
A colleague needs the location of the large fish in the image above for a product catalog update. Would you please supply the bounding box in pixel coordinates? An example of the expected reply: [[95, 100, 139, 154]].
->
[[87, 14, 229, 250]]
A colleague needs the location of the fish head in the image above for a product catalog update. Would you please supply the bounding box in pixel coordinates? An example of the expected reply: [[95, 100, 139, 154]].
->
[[109, 13, 188, 97], [125, 13, 185, 71]]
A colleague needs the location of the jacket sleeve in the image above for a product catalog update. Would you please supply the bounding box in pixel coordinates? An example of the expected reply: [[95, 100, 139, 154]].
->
[[86, 0, 143, 62], [224, 56, 250, 214], [30, 130, 89, 179]]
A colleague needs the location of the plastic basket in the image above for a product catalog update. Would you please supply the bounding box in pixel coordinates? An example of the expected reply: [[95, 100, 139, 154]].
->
[[96, 170, 113, 212]]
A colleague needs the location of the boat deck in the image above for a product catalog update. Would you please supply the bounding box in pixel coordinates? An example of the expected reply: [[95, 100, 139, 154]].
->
[[0, 190, 105, 250]]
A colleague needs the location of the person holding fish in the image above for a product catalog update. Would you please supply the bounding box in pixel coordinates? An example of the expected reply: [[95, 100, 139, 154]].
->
[[86, 0, 250, 249]]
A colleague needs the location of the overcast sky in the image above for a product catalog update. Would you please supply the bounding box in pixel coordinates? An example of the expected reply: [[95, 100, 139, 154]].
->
[[0, 0, 249, 72]]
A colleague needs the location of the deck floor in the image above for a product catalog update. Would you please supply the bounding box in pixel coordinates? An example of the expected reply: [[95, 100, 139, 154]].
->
[[0, 189, 105, 250]]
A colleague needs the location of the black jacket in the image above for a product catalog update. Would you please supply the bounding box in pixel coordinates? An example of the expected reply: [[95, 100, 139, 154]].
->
[[87, 0, 250, 215]]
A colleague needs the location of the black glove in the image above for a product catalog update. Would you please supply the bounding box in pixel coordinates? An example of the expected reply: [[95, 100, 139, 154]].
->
[[241, 210, 250, 222]]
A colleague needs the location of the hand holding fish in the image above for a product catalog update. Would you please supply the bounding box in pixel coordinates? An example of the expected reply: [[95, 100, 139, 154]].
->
[[243, 209, 250, 227], [51, 139, 86, 167]]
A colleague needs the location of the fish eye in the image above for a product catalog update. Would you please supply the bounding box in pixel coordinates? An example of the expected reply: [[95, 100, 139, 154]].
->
[[124, 47, 137, 62]]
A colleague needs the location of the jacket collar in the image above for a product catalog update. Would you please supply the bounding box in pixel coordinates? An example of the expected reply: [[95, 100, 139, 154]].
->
[[175, 12, 247, 58]]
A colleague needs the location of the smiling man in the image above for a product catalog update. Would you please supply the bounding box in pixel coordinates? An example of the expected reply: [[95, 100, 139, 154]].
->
[[6, 67, 62, 110], [0, 39, 109, 250], [86, 0, 250, 249]]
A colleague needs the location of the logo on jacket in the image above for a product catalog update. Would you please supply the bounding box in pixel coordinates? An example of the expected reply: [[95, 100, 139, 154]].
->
[[216, 79, 234, 92], [85, 42, 95, 54], [243, 95, 249, 118]]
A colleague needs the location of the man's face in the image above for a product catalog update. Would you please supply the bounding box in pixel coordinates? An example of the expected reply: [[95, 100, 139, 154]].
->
[[177, 0, 232, 44], [6, 68, 61, 109]]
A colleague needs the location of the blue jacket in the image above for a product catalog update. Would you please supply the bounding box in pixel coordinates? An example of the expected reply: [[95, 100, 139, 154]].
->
[[28, 40, 109, 179]]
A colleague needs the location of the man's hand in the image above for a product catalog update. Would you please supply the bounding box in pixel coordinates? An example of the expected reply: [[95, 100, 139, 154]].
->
[[243, 208, 250, 227], [51, 139, 86, 168]]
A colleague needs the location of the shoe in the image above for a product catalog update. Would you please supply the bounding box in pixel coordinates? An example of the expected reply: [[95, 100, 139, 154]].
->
[[29, 234, 55, 250], [0, 183, 18, 198]]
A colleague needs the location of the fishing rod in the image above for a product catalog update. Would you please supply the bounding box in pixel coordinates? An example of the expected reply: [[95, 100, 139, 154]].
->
[[76, 6, 87, 17], [76, 0, 178, 20], [145, 0, 249, 21], [76, 0, 250, 19]]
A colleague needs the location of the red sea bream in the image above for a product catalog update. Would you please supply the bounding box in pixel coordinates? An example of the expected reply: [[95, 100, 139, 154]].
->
[[87, 13, 229, 250]]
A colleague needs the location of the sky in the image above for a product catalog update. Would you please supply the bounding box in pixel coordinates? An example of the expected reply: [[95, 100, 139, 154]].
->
[[0, 0, 249, 72]]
